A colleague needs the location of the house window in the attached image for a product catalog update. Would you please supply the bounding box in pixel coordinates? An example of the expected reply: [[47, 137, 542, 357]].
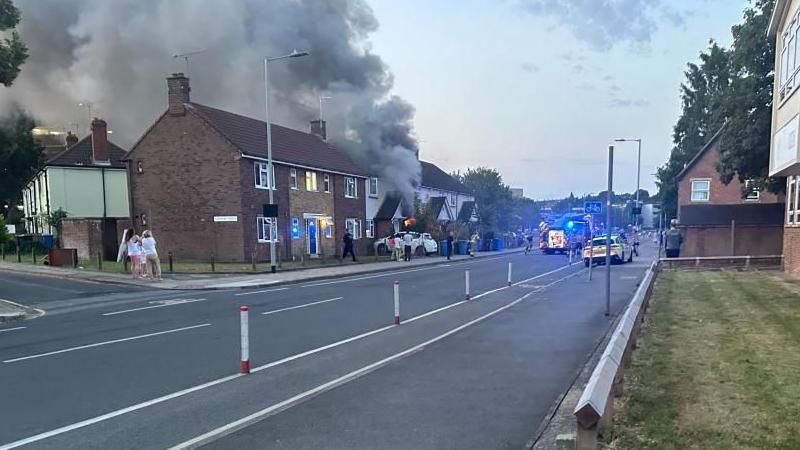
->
[[346, 218, 362, 239], [345, 177, 357, 198], [366, 219, 375, 238], [289, 168, 297, 189], [690, 179, 710, 202], [323, 174, 331, 193], [255, 162, 275, 189], [323, 219, 333, 238], [368, 177, 378, 197], [449, 193, 456, 206], [744, 179, 760, 201], [780, 15, 800, 98], [256, 216, 278, 242], [305, 171, 318, 191], [788, 176, 800, 225]]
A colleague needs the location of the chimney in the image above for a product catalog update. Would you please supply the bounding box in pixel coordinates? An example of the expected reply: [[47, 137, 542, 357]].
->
[[167, 72, 191, 115], [310, 120, 327, 141], [90, 118, 109, 163], [65, 131, 78, 148]]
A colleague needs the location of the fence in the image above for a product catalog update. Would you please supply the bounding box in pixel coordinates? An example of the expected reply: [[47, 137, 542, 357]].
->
[[660, 255, 782, 271], [572, 260, 659, 450]]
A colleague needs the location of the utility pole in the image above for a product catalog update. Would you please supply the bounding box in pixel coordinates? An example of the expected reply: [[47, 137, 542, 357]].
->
[[605, 145, 614, 317]]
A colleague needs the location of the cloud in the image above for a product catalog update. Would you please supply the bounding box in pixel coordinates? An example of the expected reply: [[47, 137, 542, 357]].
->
[[602, 74, 615, 82], [572, 63, 585, 72], [609, 97, 649, 108], [609, 84, 621, 92], [521, 63, 540, 73], [577, 82, 595, 90], [519, 0, 690, 51]]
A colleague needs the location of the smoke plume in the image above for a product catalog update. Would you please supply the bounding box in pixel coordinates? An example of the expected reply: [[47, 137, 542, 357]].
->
[[0, 0, 421, 198]]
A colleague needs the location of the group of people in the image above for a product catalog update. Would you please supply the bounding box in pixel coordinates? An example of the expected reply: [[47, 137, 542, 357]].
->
[[117, 229, 162, 280], [385, 232, 417, 262]]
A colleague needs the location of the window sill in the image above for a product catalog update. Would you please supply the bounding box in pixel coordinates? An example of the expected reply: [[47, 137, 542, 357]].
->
[[255, 186, 276, 190], [345, 195, 357, 199], [690, 199, 710, 203], [779, 81, 800, 109], [257, 239, 279, 243], [369, 194, 379, 198]]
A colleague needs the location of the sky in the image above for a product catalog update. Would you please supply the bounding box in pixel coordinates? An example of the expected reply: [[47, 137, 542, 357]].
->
[[366, 0, 748, 199]]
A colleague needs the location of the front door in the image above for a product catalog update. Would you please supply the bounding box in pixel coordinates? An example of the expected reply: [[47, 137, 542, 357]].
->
[[306, 219, 319, 256]]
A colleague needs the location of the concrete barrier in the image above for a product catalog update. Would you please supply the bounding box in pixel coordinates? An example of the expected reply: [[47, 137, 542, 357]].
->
[[572, 260, 659, 450]]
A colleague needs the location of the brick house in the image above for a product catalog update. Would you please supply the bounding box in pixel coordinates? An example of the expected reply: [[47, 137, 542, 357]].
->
[[677, 128, 784, 257], [125, 73, 369, 262]]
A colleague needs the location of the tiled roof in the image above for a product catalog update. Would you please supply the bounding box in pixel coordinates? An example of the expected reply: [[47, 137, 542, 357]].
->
[[428, 196, 447, 218], [458, 201, 475, 222], [420, 161, 471, 194], [376, 195, 403, 220], [46, 136, 127, 169], [188, 103, 370, 177], [677, 126, 725, 181]]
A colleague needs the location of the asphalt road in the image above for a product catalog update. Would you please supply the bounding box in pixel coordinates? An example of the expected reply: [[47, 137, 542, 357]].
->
[[0, 271, 149, 305], [0, 248, 654, 450]]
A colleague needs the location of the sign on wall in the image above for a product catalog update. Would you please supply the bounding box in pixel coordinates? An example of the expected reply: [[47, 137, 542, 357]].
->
[[213, 216, 238, 223]]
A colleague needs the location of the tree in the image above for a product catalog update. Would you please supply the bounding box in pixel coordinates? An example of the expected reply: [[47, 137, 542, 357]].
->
[[0, 0, 28, 86], [455, 167, 513, 233], [0, 214, 8, 246], [718, 0, 781, 194], [0, 109, 43, 208], [45, 207, 67, 247], [657, 41, 732, 219]]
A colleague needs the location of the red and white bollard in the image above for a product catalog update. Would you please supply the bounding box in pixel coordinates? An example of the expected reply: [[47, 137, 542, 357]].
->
[[507, 262, 513, 286], [240, 305, 250, 374], [465, 269, 471, 300], [393, 281, 401, 325]]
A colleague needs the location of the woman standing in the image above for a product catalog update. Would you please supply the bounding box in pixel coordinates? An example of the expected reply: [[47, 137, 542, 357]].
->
[[141, 230, 162, 281], [126, 230, 143, 279]]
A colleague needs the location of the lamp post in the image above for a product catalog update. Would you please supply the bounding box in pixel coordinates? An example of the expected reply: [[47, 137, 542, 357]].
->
[[265, 49, 310, 273], [613, 138, 642, 228]]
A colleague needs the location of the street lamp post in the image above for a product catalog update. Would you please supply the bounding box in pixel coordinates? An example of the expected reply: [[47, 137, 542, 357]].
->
[[613, 138, 642, 227], [264, 49, 309, 273]]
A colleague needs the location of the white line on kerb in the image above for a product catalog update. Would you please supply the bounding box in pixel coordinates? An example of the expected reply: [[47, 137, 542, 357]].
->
[[2, 323, 211, 363], [262, 297, 344, 315], [169, 269, 581, 449], [234, 287, 289, 296], [102, 299, 207, 316], [0, 326, 26, 333]]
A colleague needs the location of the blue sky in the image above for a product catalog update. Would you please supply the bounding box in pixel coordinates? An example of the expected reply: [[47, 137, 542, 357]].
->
[[368, 0, 748, 199]]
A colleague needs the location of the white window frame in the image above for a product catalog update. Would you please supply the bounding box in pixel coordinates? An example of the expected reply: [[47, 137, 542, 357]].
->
[[323, 174, 331, 193], [366, 219, 375, 238], [744, 179, 760, 201], [346, 218, 362, 239], [368, 177, 378, 197], [255, 162, 275, 190], [345, 177, 357, 198], [780, 14, 800, 101], [449, 193, 456, 206], [788, 176, 800, 225], [690, 179, 711, 202], [289, 168, 297, 190], [305, 170, 318, 192], [323, 219, 333, 238], [256, 216, 278, 242]]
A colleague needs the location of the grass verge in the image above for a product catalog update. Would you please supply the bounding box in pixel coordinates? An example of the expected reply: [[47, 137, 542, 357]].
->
[[606, 270, 800, 450]]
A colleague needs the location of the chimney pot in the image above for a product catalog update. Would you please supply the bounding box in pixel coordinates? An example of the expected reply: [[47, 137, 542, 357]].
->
[[90, 118, 109, 163], [65, 131, 78, 148], [167, 72, 191, 116], [310, 120, 327, 141]]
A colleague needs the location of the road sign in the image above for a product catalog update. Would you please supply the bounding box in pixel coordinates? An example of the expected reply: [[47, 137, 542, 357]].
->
[[584, 201, 602, 214], [213, 215, 238, 223]]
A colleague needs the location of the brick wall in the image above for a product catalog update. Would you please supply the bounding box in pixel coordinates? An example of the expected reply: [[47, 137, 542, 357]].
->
[[287, 169, 336, 259], [128, 111, 245, 262], [333, 175, 368, 256], [61, 218, 103, 261], [784, 226, 800, 276], [681, 225, 783, 257], [239, 161, 291, 264], [678, 140, 783, 210]]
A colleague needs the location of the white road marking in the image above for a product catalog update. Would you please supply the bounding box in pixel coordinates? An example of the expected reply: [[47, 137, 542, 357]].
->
[[0, 260, 573, 449], [0, 326, 26, 333], [234, 287, 289, 296], [402, 301, 467, 324], [102, 299, 207, 316], [206, 279, 284, 289], [2, 323, 211, 364], [168, 269, 581, 449], [261, 297, 345, 315]]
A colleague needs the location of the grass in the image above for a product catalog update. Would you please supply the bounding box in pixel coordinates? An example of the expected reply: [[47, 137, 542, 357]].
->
[[606, 270, 800, 450]]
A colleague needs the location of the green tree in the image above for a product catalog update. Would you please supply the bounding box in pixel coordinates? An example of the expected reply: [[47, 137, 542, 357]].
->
[[456, 167, 513, 233], [718, 0, 781, 193], [0, 109, 43, 208], [0, 214, 8, 246], [657, 41, 732, 219], [0, 0, 28, 86]]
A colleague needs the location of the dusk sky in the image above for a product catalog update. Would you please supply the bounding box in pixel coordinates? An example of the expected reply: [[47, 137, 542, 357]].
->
[[368, 0, 748, 199]]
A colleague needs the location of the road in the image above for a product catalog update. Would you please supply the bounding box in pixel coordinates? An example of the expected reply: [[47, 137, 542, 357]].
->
[[0, 249, 654, 450]]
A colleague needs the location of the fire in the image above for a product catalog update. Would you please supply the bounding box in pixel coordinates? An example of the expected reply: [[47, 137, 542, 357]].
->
[[403, 218, 416, 227]]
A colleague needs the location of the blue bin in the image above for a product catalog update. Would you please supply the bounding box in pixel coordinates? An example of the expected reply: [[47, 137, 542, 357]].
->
[[457, 240, 469, 255], [493, 238, 503, 251], [439, 241, 448, 257], [41, 234, 54, 250]]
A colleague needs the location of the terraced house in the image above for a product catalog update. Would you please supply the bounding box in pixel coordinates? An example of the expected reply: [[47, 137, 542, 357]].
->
[[126, 73, 370, 262]]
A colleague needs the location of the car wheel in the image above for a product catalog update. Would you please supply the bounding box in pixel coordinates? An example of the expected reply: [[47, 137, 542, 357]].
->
[[584, 259, 590, 267]]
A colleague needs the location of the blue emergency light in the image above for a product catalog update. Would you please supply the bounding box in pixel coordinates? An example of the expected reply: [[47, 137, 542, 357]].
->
[[566, 220, 575, 230]]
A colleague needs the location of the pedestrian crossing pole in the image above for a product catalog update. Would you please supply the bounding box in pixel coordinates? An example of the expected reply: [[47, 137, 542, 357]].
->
[[240, 305, 250, 374], [393, 281, 401, 325], [507, 262, 512, 286], [465, 269, 471, 300]]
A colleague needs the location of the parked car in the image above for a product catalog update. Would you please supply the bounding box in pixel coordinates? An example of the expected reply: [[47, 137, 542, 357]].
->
[[582, 235, 632, 266], [374, 232, 438, 256]]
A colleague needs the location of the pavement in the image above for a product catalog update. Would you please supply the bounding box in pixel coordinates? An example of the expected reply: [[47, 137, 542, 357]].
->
[[0, 246, 655, 450], [0, 248, 523, 291]]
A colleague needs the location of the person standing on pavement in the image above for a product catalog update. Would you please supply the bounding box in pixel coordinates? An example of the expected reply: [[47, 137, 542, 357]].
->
[[446, 231, 454, 260], [403, 232, 414, 262], [125, 230, 143, 279], [141, 230, 162, 281], [525, 232, 534, 254], [665, 219, 683, 258], [342, 231, 356, 262], [469, 231, 479, 257]]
